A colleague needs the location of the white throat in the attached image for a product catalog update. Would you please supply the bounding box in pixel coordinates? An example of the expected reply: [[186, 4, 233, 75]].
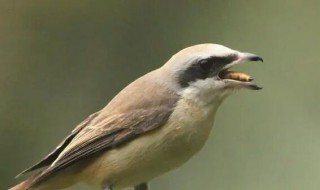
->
[[178, 78, 232, 114]]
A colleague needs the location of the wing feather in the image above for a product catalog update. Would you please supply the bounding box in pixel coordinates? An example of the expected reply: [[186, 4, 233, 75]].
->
[[16, 112, 100, 177], [22, 72, 179, 188], [30, 106, 174, 186]]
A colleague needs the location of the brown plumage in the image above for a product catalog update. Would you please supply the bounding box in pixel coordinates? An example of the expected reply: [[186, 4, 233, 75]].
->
[[11, 70, 179, 190]]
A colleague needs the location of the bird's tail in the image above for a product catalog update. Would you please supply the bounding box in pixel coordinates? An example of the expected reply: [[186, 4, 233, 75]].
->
[[9, 179, 32, 190], [9, 174, 39, 190]]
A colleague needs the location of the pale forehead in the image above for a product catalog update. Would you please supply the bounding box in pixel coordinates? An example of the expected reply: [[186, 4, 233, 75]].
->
[[181, 44, 237, 57], [164, 44, 238, 69]]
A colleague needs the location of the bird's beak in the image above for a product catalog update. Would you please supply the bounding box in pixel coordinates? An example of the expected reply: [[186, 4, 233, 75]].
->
[[221, 52, 263, 70], [238, 52, 263, 63], [218, 52, 263, 90]]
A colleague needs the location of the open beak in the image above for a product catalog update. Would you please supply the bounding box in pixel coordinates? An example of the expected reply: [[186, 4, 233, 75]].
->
[[218, 52, 263, 90]]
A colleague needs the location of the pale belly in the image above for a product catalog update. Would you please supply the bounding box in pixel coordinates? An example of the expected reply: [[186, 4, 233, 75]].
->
[[81, 100, 217, 189]]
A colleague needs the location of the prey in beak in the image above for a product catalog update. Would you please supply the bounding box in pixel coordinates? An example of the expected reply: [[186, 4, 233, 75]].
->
[[218, 53, 263, 90]]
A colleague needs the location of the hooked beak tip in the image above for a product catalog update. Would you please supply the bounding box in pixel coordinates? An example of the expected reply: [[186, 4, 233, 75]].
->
[[240, 52, 263, 62], [249, 56, 263, 62]]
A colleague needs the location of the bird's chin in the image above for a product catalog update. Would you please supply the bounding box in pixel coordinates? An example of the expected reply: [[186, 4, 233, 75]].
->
[[217, 70, 262, 90]]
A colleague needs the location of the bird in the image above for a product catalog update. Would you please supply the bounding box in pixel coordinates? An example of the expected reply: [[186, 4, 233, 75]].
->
[[10, 44, 263, 190]]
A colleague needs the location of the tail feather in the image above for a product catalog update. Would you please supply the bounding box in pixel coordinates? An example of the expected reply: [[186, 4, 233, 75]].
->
[[9, 173, 40, 190], [9, 178, 34, 190]]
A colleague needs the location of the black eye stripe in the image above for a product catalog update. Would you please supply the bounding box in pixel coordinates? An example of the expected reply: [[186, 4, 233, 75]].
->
[[206, 54, 238, 64], [178, 54, 238, 88], [198, 59, 213, 71]]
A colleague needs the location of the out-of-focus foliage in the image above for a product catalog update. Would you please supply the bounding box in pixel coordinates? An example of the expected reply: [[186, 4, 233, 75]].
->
[[1, 1, 319, 189]]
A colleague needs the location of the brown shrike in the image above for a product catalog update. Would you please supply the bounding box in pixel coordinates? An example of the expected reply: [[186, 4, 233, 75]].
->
[[10, 44, 263, 190]]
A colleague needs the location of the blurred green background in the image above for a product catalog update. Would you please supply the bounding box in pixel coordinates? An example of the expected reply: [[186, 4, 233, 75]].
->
[[1, 1, 319, 189]]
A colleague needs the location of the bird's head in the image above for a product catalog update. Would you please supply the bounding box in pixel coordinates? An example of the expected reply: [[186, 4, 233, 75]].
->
[[161, 44, 263, 104]]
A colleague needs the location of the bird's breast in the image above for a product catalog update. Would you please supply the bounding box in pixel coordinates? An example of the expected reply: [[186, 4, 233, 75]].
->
[[162, 97, 217, 158]]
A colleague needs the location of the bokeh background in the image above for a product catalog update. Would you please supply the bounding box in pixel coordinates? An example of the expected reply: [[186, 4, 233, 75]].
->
[[1, 1, 319, 189]]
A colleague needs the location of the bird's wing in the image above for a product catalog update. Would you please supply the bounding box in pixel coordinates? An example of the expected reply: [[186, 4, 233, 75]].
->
[[30, 104, 175, 186], [16, 111, 100, 177]]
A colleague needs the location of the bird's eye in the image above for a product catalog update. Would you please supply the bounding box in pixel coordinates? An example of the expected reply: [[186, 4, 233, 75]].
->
[[198, 59, 213, 71]]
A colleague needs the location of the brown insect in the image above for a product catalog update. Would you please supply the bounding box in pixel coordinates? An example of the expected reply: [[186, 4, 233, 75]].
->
[[224, 71, 253, 82]]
